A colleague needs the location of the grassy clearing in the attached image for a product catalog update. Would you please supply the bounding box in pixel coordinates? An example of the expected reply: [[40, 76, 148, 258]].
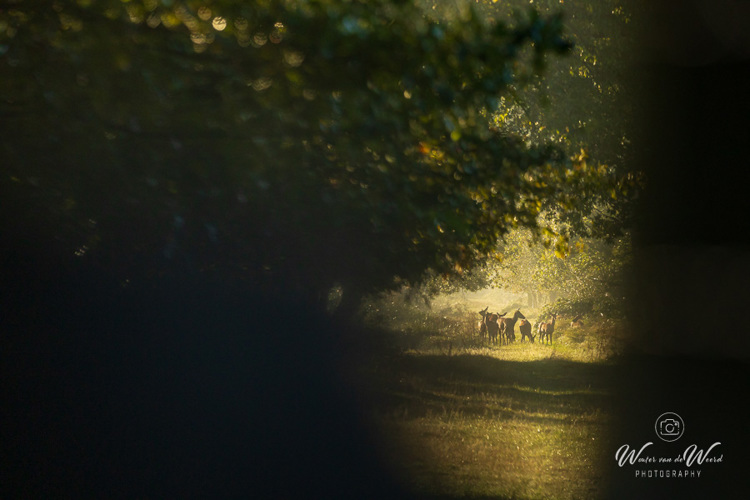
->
[[354, 295, 623, 499]]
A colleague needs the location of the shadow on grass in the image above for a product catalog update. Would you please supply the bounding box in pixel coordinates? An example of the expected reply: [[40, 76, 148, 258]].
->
[[355, 352, 617, 500], [363, 353, 616, 424]]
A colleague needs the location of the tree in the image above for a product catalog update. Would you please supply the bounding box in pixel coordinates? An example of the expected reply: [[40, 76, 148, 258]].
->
[[476, 0, 644, 241], [1, 0, 574, 311], [481, 224, 633, 318]]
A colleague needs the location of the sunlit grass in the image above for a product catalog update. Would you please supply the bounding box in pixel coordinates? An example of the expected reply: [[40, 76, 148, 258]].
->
[[377, 411, 609, 499], [361, 352, 614, 499], [403, 326, 619, 365]]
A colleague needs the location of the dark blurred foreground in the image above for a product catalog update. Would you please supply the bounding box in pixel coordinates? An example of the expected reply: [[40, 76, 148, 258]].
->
[[0, 241, 412, 498]]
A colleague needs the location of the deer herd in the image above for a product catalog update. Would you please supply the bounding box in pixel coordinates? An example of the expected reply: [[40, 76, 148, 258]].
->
[[478, 306, 558, 345]]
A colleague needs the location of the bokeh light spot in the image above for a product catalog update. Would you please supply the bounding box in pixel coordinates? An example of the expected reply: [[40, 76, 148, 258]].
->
[[212, 16, 227, 31]]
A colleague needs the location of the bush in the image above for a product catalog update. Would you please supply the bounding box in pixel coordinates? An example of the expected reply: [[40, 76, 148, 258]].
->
[[541, 293, 626, 320], [540, 298, 593, 319], [592, 294, 627, 319]]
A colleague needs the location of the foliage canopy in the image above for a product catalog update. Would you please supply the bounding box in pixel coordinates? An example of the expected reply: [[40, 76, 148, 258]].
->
[[2, 0, 632, 306]]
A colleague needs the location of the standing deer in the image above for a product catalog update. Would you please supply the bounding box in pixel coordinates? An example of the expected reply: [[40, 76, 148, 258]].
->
[[478, 307, 489, 341], [538, 313, 557, 344], [519, 318, 534, 343], [499, 310, 525, 345], [478, 307, 505, 343], [570, 315, 584, 328]]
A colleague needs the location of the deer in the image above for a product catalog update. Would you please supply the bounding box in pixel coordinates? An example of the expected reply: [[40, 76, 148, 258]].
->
[[499, 309, 525, 345], [478, 307, 489, 341], [486, 310, 507, 344], [478, 307, 505, 343], [538, 313, 557, 344], [518, 318, 534, 343], [570, 315, 584, 328]]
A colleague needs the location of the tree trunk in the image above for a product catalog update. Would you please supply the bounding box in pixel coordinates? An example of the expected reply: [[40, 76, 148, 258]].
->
[[527, 290, 538, 308], [330, 284, 364, 324]]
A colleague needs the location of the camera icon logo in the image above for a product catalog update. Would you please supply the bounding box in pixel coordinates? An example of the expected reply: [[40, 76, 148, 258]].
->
[[655, 412, 685, 442]]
